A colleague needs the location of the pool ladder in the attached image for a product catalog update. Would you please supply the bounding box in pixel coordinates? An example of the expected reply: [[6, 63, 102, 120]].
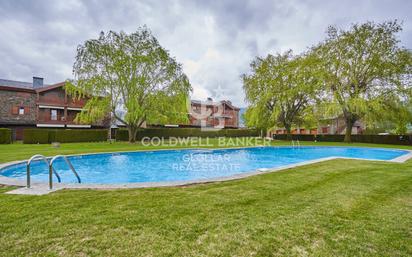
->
[[26, 154, 81, 190], [292, 140, 301, 149]]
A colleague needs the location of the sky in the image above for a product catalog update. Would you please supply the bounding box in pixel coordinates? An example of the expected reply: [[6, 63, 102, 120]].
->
[[0, 0, 411, 107]]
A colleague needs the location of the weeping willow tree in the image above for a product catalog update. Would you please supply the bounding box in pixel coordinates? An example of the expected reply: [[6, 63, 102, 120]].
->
[[66, 27, 192, 142], [313, 20, 412, 142], [364, 99, 412, 134], [242, 50, 320, 139]]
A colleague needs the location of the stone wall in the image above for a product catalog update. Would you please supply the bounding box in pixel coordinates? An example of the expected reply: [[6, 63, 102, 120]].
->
[[0, 90, 36, 125]]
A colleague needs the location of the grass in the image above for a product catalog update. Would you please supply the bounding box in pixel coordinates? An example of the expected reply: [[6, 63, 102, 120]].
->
[[0, 139, 411, 256]]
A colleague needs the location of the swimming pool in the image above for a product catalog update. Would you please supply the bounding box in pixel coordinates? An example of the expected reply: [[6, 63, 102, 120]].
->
[[0, 146, 410, 186]]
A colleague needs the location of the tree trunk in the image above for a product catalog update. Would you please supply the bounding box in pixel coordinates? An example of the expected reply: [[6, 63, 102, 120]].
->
[[285, 124, 292, 140], [127, 126, 137, 143], [133, 128, 139, 142], [344, 117, 355, 143]]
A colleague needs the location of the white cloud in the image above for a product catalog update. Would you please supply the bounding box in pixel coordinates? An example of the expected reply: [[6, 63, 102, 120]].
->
[[0, 0, 410, 107]]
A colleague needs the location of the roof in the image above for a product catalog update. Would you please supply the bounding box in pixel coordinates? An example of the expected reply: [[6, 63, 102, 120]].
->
[[221, 100, 240, 110], [0, 78, 36, 90], [0, 78, 65, 93]]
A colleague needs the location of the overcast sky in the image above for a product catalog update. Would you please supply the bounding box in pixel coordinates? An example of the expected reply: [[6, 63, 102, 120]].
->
[[0, 0, 411, 107]]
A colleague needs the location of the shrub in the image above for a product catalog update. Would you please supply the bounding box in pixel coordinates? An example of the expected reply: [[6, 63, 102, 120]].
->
[[115, 129, 130, 141], [350, 134, 412, 145], [23, 129, 108, 144], [273, 133, 412, 145], [315, 134, 345, 142], [53, 129, 107, 143], [115, 128, 259, 141], [23, 129, 50, 144], [0, 128, 12, 144]]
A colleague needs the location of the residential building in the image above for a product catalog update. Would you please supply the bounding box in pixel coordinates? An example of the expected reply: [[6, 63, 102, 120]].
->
[[0, 77, 109, 140], [189, 98, 240, 128], [112, 98, 240, 133], [272, 116, 365, 135]]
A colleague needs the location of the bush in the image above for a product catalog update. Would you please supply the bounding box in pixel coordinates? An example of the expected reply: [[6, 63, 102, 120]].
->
[[350, 134, 412, 145], [23, 129, 108, 144], [316, 134, 345, 142], [53, 129, 107, 143], [0, 128, 12, 144], [115, 128, 259, 141], [23, 129, 50, 144], [115, 129, 131, 141], [273, 133, 412, 145]]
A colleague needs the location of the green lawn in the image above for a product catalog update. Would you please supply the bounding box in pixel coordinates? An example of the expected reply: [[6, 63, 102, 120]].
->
[[0, 140, 411, 256]]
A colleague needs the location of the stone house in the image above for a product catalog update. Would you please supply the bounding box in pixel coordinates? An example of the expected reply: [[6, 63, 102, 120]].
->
[[0, 77, 109, 140]]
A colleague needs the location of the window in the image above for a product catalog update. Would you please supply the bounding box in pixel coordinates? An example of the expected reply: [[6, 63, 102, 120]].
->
[[51, 109, 57, 121], [12, 106, 26, 115]]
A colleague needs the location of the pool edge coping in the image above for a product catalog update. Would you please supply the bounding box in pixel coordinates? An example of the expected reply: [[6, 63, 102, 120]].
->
[[1, 146, 412, 195]]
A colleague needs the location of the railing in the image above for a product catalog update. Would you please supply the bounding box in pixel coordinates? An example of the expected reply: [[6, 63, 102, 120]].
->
[[291, 140, 301, 149], [67, 103, 86, 109], [49, 155, 81, 189], [36, 119, 67, 124], [26, 154, 61, 188], [37, 99, 66, 106], [26, 154, 81, 190]]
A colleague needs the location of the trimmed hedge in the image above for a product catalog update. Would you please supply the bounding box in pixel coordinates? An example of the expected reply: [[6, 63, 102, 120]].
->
[[273, 134, 412, 145], [115, 128, 259, 141], [23, 129, 108, 144], [0, 128, 12, 144], [23, 129, 50, 144]]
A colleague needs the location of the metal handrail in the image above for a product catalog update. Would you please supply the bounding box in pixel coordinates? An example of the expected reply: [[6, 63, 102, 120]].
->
[[291, 140, 301, 149], [27, 154, 61, 188], [49, 155, 81, 189]]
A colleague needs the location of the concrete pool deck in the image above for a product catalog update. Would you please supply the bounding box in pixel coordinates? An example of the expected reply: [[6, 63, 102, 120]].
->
[[1, 147, 412, 195]]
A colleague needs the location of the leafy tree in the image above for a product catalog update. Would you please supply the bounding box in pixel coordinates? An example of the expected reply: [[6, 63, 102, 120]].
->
[[312, 21, 412, 142], [67, 27, 192, 142], [242, 50, 320, 139], [364, 99, 412, 134]]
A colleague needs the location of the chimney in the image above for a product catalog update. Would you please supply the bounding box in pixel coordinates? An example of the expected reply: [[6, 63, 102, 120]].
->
[[33, 77, 44, 88]]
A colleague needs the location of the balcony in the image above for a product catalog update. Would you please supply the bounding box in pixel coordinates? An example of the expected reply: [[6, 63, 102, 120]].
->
[[67, 99, 87, 109], [37, 96, 87, 109], [213, 114, 232, 118], [36, 119, 65, 128], [37, 109, 87, 127], [36, 118, 91, 128], [37, 96, 66, 106]]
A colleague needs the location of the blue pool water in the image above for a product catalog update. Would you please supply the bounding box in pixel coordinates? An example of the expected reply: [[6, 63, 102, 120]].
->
[[0, 146, 408, 184]]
